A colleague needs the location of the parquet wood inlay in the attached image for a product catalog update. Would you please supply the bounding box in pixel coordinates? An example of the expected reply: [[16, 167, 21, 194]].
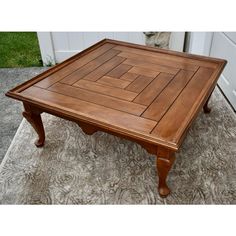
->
[[6, 39, 227, 197]]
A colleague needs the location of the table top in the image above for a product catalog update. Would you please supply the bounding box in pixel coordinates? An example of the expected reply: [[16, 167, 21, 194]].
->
[[7, 39, 226, 150]]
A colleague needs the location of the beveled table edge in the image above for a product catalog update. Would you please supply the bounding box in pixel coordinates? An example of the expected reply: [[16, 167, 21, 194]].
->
[[5, 38, 227, 151], [6, 91, 178, 151], [107, 38, 227, 64]]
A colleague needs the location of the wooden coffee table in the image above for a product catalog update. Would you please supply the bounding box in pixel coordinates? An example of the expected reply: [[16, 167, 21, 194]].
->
[[6, 39, 226, 197]]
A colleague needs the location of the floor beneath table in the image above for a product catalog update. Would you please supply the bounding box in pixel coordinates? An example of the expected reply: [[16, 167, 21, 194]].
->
[[0, 67, 47, 163]]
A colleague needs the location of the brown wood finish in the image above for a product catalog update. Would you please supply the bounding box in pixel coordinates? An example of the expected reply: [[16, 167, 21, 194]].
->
[[60, 52, 123, 85], [77, 120, 98, 135], [22, 103, 45, 147], [120, 72, 139, 82], [97, 76, 131, 89], [133, 72, 174, 106], [80, 56, 126, 82], [142, 70, 195, 122], [106, 64, 132, 78], [156, 147, 176, 197], [151, 67, 214, 141], [203, 93, 212, 114], [73, 79, 137, 101], [125, 75, 155, 93], [48, 82, 146, 115], [6, 39, 227, 197], [128, 66, 160, 78], [35, 43, 116, 89], [123, 57, 180, 74], [21, 86, 157, 134]]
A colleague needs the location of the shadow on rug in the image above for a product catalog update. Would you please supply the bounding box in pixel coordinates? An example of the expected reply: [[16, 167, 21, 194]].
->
[[0, 88, 235, 204]]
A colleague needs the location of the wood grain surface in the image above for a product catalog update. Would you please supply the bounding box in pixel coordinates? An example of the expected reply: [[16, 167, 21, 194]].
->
[[6, 39, 227, 150]]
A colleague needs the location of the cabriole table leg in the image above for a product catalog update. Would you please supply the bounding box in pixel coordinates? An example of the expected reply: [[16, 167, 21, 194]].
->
[[203, 94, 212, 114], [22, 103, 45, 147], [156, 147, 176, 198]]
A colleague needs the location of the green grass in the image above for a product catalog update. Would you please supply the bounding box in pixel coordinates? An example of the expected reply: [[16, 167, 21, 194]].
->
[[0, 32, 43, 68]]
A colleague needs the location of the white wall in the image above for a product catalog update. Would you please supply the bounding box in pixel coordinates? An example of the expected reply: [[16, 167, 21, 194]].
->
[[37, 32, 186, 65], [187, 32, 213, 56], [37, 32, 145, 65], [187, 32, 236, 110], [169, 32, 185, 52]]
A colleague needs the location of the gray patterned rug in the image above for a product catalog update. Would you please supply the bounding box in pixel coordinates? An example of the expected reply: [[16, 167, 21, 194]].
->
[[0, 88, 236, 204]]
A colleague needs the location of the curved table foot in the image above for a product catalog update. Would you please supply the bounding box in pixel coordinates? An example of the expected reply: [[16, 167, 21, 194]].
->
[[156, 147, 176, 198], [23, 103, 45, 147], [203, 104, 211, 114], [203, 94, 212, 114]]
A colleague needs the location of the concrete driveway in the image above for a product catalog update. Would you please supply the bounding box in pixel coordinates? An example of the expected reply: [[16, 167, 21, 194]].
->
[[0, 67, 47, 163]]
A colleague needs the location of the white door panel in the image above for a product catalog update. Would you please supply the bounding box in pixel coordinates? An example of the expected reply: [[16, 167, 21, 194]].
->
[[67, 32, 85, 50], [218, 74, 236, 109], [210, 32, 236, 110], [51, 32, 145, 62], [38, 32, 185, 67], [223, 32, 236, 45], [51, 32, 69, 51]]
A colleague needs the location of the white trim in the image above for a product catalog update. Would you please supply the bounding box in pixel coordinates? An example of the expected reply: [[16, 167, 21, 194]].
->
[[54, 50, 80, 62], [187, 32, 213, 56], [37, 32, 56, 66], [169, 32, 185, 52]]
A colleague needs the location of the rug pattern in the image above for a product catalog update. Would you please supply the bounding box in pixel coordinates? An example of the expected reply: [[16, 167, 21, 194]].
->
[[0, 88, 235, 204]]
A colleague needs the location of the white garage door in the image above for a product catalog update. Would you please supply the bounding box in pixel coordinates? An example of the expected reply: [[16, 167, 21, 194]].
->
[[51, 32, 146, 62], [37, 32, 185, 65], [210, 32, 236, 110], [37, 32, 145, 64]]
